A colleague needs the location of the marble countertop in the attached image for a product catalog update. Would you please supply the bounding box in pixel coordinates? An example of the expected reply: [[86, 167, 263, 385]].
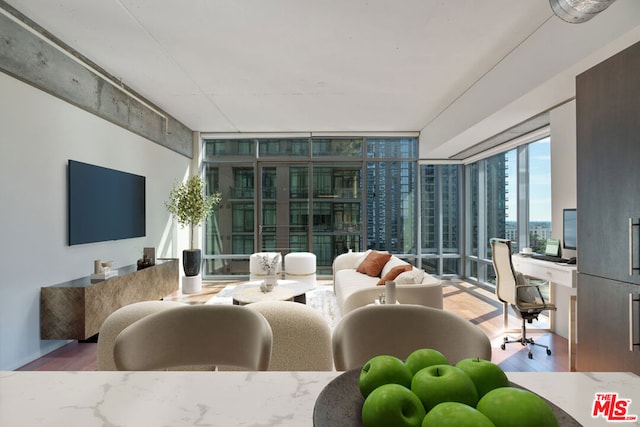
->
[[0, 371, 638, 426]]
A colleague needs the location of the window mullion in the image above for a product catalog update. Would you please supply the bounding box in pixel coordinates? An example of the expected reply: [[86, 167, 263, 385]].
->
[[517, 145, 530, 251]]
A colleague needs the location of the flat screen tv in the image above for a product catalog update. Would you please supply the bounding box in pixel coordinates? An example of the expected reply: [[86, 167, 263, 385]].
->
[[563, 208, 577, 250], [68, 160, 146, 245]]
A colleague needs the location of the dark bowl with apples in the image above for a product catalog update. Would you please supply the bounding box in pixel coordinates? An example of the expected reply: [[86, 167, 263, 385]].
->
[[313, 369, 582, 427]]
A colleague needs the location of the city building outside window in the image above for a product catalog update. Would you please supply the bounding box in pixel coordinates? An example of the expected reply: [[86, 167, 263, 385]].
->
[[467, 135, 552, 286], [201, 136, 429, 278]]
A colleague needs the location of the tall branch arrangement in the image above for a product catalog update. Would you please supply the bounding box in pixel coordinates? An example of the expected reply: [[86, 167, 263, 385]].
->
[[165, 175, 222, 249], [259, 253, 280, 275]]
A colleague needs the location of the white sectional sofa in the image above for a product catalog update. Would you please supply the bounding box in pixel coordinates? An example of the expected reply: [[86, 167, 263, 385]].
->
[[333, 250, 443, 315]]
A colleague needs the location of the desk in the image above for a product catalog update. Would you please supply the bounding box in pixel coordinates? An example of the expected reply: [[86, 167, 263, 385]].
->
[[512, 255, 578, 370], [512, 255, 577, 289], [0, 371, 638, 426]]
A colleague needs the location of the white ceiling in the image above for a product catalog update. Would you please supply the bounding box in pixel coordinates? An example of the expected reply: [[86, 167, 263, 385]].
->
[[3, 0, 639, 158]]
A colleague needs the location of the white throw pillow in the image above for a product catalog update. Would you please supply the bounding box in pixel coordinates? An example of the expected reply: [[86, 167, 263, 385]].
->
[[395, 268, 425, 284], [353, 250, 372, 269], [380, 256, 410, 278]]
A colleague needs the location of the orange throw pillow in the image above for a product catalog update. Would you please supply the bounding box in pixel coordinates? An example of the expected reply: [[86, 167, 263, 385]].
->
[[377, 264, 413, 285], [356, 251, 392, 277]]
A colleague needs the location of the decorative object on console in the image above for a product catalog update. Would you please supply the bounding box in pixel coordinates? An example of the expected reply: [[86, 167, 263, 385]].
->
[[143, 247, 156, 265], [91, 260, 117, 282], [137, 253, 153, 270], [165, 175, 221, 277]]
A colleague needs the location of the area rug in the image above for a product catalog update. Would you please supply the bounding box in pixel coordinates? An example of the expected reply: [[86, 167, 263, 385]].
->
[[206, 284, 342, 329]]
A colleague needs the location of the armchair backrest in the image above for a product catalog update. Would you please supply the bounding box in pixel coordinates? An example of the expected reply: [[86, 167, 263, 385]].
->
[[114, 305, 273, 371], [490, 238, 518, 306], [332, 304, 491, 370]]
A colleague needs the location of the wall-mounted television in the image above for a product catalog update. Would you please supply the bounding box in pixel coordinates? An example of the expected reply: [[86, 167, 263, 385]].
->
[[68, 160, 146, 245], [563, 208, 577, 250]]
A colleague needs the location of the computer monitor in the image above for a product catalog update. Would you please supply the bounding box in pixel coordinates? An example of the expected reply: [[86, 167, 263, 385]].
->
[[563, 208, 577, 250]]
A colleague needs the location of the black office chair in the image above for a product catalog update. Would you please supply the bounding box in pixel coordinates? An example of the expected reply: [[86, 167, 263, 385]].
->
[[490, 238, 557, 359]]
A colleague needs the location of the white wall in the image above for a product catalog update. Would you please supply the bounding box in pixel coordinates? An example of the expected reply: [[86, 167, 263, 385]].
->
[[0, 72, 190, 370], [550, 100, 577, 339]]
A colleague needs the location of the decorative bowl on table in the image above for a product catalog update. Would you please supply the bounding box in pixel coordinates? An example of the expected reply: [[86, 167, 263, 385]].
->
[[312, 369, 582, 426]]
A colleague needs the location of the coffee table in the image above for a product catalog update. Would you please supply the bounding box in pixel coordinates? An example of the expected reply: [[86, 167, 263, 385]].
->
[[231, 280, 315, 305]]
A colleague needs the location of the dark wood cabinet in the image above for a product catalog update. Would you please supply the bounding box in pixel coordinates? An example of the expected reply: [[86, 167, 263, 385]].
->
[[576, 41, 640, 373], [577, 274, 640, 371], [576, 41, 640, 284]]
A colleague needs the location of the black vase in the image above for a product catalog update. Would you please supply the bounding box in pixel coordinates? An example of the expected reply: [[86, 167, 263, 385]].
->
[[182, 249, 202, 276]]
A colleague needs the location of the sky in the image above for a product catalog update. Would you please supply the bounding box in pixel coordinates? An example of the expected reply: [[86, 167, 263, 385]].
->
[[506, 137, 551, 222]]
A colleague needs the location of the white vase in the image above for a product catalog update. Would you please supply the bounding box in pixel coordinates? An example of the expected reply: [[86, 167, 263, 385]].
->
[[261, 274, 277, 292], [266, 274, 277, 289]]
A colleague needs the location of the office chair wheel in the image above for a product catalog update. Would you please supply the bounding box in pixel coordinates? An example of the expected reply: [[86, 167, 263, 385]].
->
[[500, 343, 506, 350], [528, 352, 533, 359], [546, 348, 552, 355]]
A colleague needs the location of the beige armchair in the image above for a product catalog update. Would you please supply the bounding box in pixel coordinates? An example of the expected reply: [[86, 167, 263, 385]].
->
[[113, 305, 273, 371], [332, 304, 491, 371], [97, 300, 186, 370]]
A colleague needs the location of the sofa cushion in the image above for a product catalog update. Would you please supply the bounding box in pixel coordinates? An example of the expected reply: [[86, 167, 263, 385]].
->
[[356, 251, 392, 277], [376, 264, 413, 285], [334, 269, 380, 308], [380, 256, 410, 278], [395, 268, 426, 284]]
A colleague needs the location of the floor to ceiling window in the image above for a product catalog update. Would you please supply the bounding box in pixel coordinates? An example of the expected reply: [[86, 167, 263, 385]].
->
[[365, 137, 418, 256], [201, 133, 548, 282], [527, 138, 552, 252], [420, 164, 462, 276], [466, 135, 552, 285], [201, 135, 420, 278]]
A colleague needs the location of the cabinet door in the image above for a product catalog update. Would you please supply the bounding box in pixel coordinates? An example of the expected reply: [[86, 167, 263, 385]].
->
[[576, 41, 640, 284], [577, 274, 640, 374]]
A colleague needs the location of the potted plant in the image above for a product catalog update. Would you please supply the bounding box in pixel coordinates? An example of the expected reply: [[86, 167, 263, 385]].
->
[[165, 175, 221, 276]]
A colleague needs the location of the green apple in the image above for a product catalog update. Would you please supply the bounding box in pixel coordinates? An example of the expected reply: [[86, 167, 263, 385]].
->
[[405, 348, 450, 375], [476, 387, 558, 427], [411, 364, 479, 412], [359, 355, 413, 397], [422, 402, 495, 427], [361, 383, 426, 427], [455, 357, 509, 398]]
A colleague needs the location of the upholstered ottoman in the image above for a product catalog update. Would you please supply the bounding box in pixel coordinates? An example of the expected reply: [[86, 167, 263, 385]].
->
[[249, 252, 282, 281], [284, 252, 317, 285]]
